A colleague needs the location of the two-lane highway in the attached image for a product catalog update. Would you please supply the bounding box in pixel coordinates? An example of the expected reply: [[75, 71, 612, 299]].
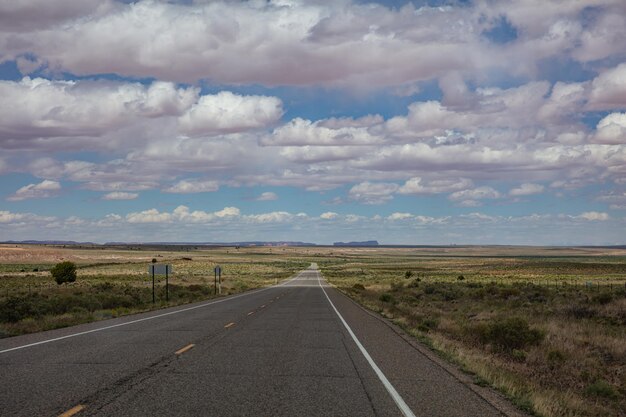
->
[[0, 265, 521, 416]]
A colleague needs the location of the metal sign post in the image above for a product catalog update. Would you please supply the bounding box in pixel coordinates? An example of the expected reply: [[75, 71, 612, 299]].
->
[[151, 266, 155, 304], [214, 265, 222, 295], [148, 264, 172, 303]]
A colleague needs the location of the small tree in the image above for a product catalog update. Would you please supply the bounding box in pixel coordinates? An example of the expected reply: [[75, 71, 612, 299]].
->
[[51, 261, 77, 285], [405, 270, 413, 279]]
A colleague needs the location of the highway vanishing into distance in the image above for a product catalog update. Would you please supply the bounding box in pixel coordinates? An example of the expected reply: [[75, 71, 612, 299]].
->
[[0, 265, 524, 416]]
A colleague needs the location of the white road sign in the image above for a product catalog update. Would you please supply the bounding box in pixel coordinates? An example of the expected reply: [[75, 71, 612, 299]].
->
[[149, 264, 172, 275]]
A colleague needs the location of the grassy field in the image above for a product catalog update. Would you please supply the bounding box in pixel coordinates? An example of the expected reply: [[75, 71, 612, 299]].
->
[[318, 247, 626, 417], [0, 244, 309, 336], [1, 244, 625, 416]]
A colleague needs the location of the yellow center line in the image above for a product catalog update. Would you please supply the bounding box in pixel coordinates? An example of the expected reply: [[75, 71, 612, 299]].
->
[[224, 322, 236, 328], [247, 311, 254, 316], [58, 405, 85, 417], [174, 343, 195, 355]]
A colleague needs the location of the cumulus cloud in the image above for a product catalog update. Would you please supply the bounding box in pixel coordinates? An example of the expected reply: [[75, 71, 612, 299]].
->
[[264, 117, 383, 146], [588, 63, 626, 110], [126, 205, 241, 224], [245, 211, 294, 223], [449, 186, 502, 202], [593, 113, 626, 144], [0, 78, 197, 145], [7, 180, 61, 201], [348, 182, 399, 205], [102, 192, 138, 200], [178, 92, 283, 136], [126, 208, 172, 224], [163, 179, 219, 194], [0, 1, 496, 87], [387, 212, 412, 221], [320, 211, 338, 220], [575, 212, 609, 221], [398, 177, 473, 195], [256, 192, 278, 201], [509, 183, 545, 196]]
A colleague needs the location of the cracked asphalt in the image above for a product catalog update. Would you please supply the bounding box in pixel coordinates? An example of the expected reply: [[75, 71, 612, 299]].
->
[[0, 265, 519, 416]]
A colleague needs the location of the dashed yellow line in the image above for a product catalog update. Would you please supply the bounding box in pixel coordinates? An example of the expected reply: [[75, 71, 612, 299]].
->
[[174, 343, 195, 355], [224, 322, 236, 328], [58, 405, 85, 417]]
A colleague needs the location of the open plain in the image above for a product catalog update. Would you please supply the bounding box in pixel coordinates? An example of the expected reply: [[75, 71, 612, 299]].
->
[[1, 244, 625, 416]]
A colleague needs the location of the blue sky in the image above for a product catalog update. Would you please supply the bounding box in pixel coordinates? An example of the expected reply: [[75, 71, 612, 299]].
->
[[1, 0, 625, 245]]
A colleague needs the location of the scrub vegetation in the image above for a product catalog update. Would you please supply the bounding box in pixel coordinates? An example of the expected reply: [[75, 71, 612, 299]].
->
[[1, 244, 624, 416], [318, 247, 626, 417], [0, 244, 308, 337]]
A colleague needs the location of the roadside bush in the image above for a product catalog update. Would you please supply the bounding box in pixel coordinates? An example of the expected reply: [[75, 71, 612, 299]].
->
[[51, 261, 77, 285], [477, 317, 544, 352], [0, 295, 40, 322], [585, 379, 618, 399], [404, 270, 413, 279], [352, 283, 365, 290], [407, 278, 421, 288], [379, 293, 395, 303]]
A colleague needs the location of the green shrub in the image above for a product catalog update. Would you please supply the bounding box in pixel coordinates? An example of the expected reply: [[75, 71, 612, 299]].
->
[[51, 261, 77, 285], [0, 295, 39, 322], [352, 283, 365, 290], [478, 317, 544, 352], [591, 292, 613, 305], [585, 379, 618, 399], [405, 270, 413, 279], [379, 293, 394, 303], [457, 275, 465, 281]]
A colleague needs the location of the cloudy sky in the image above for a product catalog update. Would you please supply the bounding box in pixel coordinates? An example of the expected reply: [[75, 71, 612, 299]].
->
[[1, 0, 625, 245]]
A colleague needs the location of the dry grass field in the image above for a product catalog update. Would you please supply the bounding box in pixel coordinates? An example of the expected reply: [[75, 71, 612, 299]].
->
[[1, 244, 624, 416], [318, 246, 626, 417], [0, 244, 309, 336]]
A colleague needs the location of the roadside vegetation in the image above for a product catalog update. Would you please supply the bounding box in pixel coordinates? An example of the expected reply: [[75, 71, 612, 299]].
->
[[319, 251, 626, 417], [0, 245, 308, 337]]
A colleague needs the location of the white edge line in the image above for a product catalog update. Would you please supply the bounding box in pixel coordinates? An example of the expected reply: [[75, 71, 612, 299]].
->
[[317, 272, 417, 417], [0, 273, 300, 355]]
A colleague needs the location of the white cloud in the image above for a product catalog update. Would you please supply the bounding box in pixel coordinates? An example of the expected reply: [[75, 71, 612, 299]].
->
[[320, 211, 338, 220], [178, 92, 283, 136], [588, 63, 626, 110], [256, 192, 278, 201], [387, 212, 412, 221], [449, 186, 502, 202], [0, 1, 497, 87], [163, 179, 219, 194], [126, 209, 172, 224], [0, 78, 197, 145], [7, 180, 61, 201], [348, 182, 399, 205], [264, 117, 382, 146], [245, 211, 293, 223], [593, 113, 626, 144], [576, 211, 610, 221], [102, 192, 138, 200], [509, 183, 545, 196], [398, 177, 473, 195]]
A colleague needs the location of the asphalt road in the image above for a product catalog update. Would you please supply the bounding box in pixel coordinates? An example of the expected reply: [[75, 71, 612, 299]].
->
[[0, 265, 522, 417]]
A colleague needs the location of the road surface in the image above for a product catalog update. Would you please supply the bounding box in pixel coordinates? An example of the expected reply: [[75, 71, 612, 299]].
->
[[0, 265, 522, 416]]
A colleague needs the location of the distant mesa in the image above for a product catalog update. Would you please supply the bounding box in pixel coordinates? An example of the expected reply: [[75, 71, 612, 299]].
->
[[333, 240, 379, 247]]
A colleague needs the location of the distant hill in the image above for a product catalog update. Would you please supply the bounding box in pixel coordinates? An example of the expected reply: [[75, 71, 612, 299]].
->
[[1, 240, 96, 245], [333, 240, 379, 247]]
